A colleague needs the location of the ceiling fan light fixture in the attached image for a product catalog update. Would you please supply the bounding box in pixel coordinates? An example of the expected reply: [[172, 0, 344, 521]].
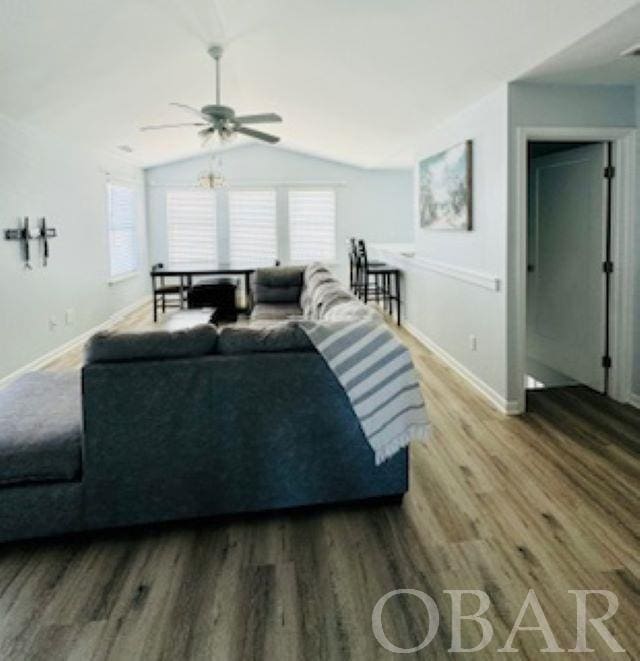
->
[[219, 125, 236, 142], [197, 171, 226, 189], [197, 154, 226, 189]]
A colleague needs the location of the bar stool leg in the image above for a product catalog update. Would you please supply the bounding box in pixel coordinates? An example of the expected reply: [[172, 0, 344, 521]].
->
[[395, 271, 401, 326]]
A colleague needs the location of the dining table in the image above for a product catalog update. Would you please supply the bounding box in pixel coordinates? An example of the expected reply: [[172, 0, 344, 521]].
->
[[150, 262, 270, 320]]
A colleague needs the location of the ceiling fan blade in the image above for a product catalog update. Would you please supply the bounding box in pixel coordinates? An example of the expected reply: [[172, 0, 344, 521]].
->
[[140, 122, 208, 131], [234, 126, 280, 144], [170, 102, 208, 120], [234, 113, 282, 124]]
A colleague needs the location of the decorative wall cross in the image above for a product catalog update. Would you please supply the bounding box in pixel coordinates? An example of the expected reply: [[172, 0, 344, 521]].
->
[[4, 217, 58, 268]]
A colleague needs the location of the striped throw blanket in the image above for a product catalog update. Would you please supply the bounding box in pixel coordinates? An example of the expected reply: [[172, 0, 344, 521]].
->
[[299, 317, 430, 464]]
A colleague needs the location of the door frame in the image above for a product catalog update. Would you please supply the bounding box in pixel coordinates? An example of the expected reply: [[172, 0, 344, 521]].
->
[[514, 126, 636, 412]]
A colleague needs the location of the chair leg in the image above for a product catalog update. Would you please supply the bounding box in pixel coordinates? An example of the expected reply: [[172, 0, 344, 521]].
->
[[153, 294, 158, 322], [364, 272, 369, 303], [161, 294, 166, 313], [385, 273, 391, 314]]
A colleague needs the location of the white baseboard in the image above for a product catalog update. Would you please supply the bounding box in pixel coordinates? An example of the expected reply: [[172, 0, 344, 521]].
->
[[403, 320, 521, 415], [628, 393, 640, 410], [0, 295, 151, 389]]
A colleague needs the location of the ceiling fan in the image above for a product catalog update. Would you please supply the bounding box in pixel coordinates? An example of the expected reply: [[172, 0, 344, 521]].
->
[[140, 45, 282, 145]]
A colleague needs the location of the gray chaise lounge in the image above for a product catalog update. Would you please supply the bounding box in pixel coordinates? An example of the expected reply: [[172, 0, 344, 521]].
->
[[0, 265, 408, 543]]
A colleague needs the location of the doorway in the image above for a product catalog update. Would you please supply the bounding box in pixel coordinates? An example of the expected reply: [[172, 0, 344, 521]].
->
[[513, 127, 636, 414], [525, 140, 613, 397]]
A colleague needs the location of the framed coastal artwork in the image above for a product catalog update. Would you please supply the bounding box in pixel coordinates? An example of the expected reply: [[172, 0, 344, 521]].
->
[[419, 140, 473, 230]]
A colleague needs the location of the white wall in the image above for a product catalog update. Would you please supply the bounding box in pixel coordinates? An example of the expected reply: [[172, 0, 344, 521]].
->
[[402, 81, 638, 412], [508, 83, 636, 129], [404, 87, 510, 405], [145, 144, 413, 283], [507, 82, 637, 402], [0, 114, 149, 381]]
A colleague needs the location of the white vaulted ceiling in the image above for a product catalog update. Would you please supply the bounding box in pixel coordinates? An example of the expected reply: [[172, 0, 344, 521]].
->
[[0, 0, 636, 168], [522, 3, 640, 85]]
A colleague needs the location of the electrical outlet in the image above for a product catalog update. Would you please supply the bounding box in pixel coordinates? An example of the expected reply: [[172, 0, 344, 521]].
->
[[65, 308, 75, 326], [469, 334, 477, 351], [49, 315, 58, 331]]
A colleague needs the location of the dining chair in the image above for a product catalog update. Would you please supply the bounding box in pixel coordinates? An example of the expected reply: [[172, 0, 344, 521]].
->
[[151, 263, 186, 322]]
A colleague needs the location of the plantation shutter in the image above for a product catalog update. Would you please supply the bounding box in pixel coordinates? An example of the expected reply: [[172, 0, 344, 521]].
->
[[288, 190, 336, 263], [166, 190, 217, 265], [229, 189, 277, 264], [107, 183, 138, 278]]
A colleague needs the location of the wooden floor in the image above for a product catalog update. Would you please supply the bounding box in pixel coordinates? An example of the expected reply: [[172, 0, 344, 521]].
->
[[1, 305, 638, 660]]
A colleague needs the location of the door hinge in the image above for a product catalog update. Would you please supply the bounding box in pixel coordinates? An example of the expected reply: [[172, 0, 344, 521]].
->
[[602, 355, 612, 369], [602, 260, 614, 274], [604, 165, 615, 179]]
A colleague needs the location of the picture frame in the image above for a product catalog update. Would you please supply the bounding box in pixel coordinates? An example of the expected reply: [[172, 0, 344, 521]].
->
[[419, 140, 473, 231]]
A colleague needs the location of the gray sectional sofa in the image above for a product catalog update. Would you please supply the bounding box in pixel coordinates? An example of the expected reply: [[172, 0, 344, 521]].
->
[[0, 265, 408, 543]]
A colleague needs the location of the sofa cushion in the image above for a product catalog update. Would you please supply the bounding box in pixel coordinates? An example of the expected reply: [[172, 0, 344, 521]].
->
[[316, 285, 356, 320], [0, 372, 82, 486], [253, 283, 301, 304], [254, 266, 304, 288], [253, 267, 304, 304], [251, 303, 303, 321], [301, 264, 339, 317], [218, 323, 314, 354], [323, 300, 383, 322], [85, 325, 218, 363]]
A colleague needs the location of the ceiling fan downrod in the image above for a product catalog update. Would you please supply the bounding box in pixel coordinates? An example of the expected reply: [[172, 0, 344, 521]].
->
[[208, 44, 224, 106]]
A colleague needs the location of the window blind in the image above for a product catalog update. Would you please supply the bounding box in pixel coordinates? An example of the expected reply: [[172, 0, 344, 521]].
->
[[107, 183, 138, 278], [288, 189, 336, 263], [229, 189, 277, 265], [166, 190, 217, 265]]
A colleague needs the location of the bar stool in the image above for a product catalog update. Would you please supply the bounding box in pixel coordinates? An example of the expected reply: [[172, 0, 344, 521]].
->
[[356, 240, 402, 325], [348, 238, 359, 294], [349, 237, 386, 299]]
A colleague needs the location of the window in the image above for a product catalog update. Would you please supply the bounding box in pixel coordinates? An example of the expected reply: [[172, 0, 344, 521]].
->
[[229, 189, 277, 265], [107, 183, 138, 278], [166, 190, 217, 265], [288, 189, 336, 263]]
